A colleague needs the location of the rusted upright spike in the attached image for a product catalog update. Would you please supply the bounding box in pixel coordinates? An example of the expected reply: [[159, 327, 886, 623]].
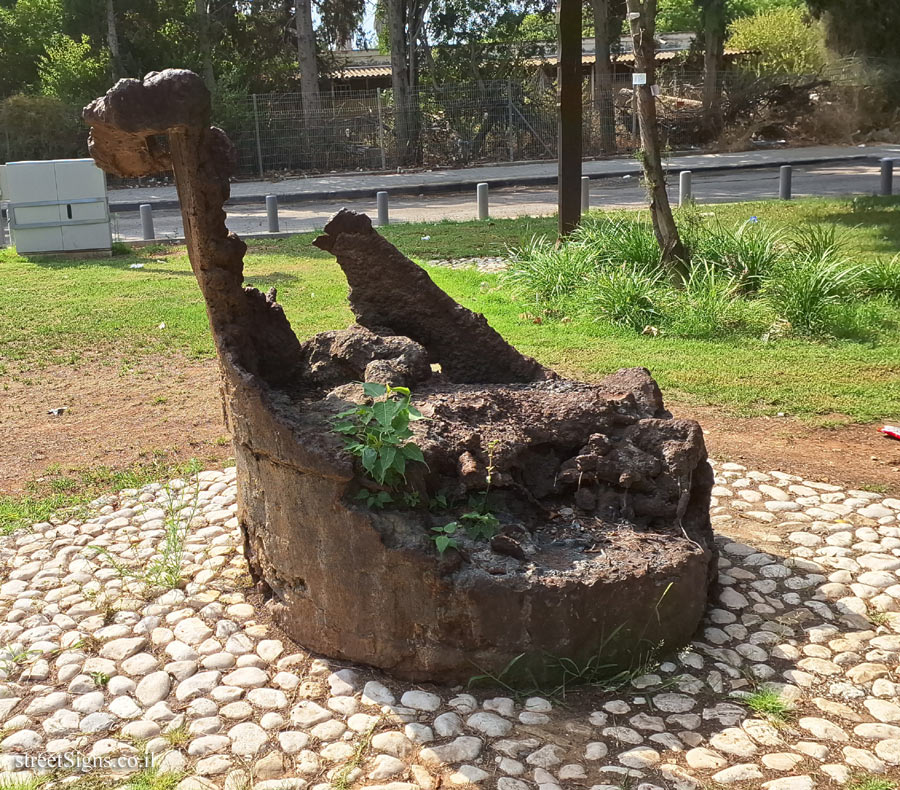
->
[[313, 210, 551, 384], [83, 70, 302, 386]]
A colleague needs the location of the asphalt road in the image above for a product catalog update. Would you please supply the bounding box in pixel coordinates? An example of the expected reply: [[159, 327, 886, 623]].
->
[[110, 162, 888, 243]]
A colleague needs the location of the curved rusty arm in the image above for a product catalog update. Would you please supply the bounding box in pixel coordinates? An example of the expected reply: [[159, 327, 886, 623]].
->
[[83, 70, 302, 387]]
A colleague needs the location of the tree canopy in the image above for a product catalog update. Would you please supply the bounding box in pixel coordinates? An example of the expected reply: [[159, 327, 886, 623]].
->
[[0, 0, 888, 112]]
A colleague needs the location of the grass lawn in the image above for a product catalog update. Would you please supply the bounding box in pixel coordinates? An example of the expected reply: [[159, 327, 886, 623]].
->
[[1, 197, 899, 427]]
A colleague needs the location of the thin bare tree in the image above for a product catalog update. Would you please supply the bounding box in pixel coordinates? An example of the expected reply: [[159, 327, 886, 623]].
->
[[625, 0, 689, 279], [195, 0, 216, 91], [697, 0, 726, 137], [591, 0, 625, 154], [106, 0, 122, 80], [386, 0, 430, 166], [294, 0, 320, 114]]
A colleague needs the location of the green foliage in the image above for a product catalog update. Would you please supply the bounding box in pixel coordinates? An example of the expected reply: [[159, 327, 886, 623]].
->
[[0, 775, 51, 790], [742, 687, 793, 722], [862, 255, 900, 303], [120, 765, 183, 790], [3, 204, 900, 425], [727, 7, 828, 75], [507, 211, 896, 344], [355, 489, 393, 509], [587, 264, 664, 331], [430, 439, 500, 555], [574, 216, 662, 270], [789, 221, 852, 262], [0, 644, 40, 679], [87, 467, 202, 590], [431, 521, 460, 555], [0, 0, 64, 97], [430, 511, 500, 555], [459, 509, 500, 539], [161, 724, 189, 747], [654, 0, 803, 34], [38, 33, 110, 106], [332, 382, 426, 490], [660, 262, 747, 338], [690, 218, 785, 291], [763, 251, 862, 335], [0, 454, 202, 535], [0, 93, 84, 161], [845, 776, 897, 790], [503, 236, 597, 307], [806, 0, 900, 61]]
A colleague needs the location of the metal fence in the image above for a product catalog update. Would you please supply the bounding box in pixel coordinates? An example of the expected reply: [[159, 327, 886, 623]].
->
[[0, 71, 810, 178], [214, 74, 720, 178]]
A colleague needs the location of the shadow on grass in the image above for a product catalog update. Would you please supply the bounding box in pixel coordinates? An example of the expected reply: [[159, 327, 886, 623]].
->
[[822, 195, 900, 255]]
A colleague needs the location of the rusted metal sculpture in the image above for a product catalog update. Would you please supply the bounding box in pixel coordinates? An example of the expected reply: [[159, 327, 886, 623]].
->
[[85, 70, 717, 683]]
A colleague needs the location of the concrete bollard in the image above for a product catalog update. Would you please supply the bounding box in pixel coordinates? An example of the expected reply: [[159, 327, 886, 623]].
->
[[477, 182, 489, 220], [266, 195, 279, 233], [139, 204, 155, 240], [581, 176, 590, 213], [881, 158, 893, 197], [679, 170, 692, 206], [779, 165, 792, 200], [376, 191, 389, 226]]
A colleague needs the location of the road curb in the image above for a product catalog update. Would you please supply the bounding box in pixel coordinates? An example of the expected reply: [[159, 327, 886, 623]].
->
[[108, 154, 881, 212]]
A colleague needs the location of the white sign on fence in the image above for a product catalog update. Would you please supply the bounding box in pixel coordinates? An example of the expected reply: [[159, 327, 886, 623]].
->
[[632, 72, 647, 85]]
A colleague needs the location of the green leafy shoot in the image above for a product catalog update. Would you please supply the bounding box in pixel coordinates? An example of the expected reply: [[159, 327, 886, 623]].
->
[[332, 382, 427, 490], [431, 522, 460, 555], [460, 510, 500, 540], [355, 490, 393, 510]]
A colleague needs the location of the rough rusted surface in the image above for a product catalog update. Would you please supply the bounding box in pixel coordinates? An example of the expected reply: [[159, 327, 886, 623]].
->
[[313, 210, 551, 384], [299, 325, 431, 388], [85, 70, 715, 683]]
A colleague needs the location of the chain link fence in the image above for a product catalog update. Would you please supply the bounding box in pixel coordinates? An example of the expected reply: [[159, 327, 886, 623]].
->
[[5, 69, 868, 179], [214, 74, 723, 178]]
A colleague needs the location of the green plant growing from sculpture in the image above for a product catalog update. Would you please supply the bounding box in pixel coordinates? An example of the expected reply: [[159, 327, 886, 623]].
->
[[332, 383, 427, 500], [431, 440, 501, 555]]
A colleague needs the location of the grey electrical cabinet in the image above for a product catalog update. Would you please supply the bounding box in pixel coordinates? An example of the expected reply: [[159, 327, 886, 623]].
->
[[0, 158, 112, 254]]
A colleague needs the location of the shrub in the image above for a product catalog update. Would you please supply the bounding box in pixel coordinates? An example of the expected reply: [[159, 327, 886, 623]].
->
[[38, 33, 110, 108], [727, 7, 828, 76], [503, 236, 598, 306], [764, 254, 863, 334], [692, 218, 785, 291], [0, 93, 85, 161], [587, 263, 664, 331], [573, 216, 662, 270], [789, 222, 853, 263], [861, 255, 900, 302], [661, 262, 750, 338]]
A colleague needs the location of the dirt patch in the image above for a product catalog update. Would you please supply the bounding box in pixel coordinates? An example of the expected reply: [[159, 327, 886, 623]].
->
[[0, 352, 230, 494], [3, 355, 899, 496], [680, 404, 900, 494]]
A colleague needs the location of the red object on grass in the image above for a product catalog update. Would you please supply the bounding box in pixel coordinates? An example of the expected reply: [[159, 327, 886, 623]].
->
[[880, 425, 900, 440]]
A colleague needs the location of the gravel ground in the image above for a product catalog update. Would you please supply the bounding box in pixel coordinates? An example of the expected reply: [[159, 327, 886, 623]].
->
[[0, 461, 899, 789]]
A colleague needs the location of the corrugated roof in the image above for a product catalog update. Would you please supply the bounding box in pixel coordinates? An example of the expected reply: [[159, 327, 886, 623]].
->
[[326, 49, 754, 79], [329, 65, 392, 79]]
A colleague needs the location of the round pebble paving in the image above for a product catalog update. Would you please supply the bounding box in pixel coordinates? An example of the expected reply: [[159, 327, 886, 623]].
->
[[0, 461, 898, 789]]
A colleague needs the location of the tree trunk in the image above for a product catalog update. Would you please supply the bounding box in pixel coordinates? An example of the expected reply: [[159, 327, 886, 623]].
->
[[558, 0, 582, 236], [195, 0, 216, 92], [294, 0, 320, 114], [626, 0, 689, 280], [106, 0, 122, 80], [591, 0, 616, 154], [701, 0, 725, 138], [387, 0, 418, 166]]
